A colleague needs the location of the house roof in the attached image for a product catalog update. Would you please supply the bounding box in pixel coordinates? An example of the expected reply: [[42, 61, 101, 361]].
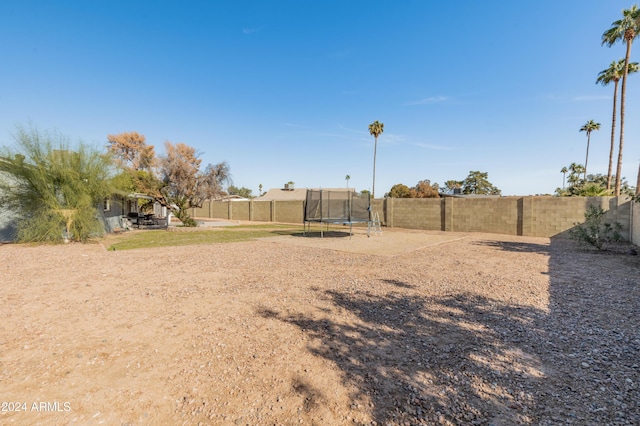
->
[[259, 188, 355, 201], [216, 194, 250, 202]]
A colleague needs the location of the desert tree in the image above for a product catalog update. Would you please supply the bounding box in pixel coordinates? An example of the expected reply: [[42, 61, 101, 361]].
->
[[410, 179, 440, 198], [108, 132, 229, 226], [107, 131, 156, 171], [345, 174, 351, 189], [368, 120, 384, 198], [0, 126, 117, 242], [159, 142, 229, 226], [602, 4, 640, 195], [596, 59, 639, 189], [579, 120, 601, 179]]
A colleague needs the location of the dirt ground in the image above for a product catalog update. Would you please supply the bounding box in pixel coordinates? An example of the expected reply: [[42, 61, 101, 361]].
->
[[1, 227, 639, 425]]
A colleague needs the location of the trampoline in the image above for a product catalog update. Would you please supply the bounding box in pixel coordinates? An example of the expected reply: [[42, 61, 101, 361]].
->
[[303, 189, 372, 237]]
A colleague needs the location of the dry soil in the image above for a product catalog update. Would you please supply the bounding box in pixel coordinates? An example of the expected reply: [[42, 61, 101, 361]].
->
[[1, 227, 639, 425]]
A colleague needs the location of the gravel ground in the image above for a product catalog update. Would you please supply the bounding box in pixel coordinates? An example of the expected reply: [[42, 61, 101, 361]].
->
[[0, 228, 639, 425]]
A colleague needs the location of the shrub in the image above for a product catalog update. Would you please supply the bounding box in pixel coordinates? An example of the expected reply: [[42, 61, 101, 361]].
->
[[569, 205, 622, 250]]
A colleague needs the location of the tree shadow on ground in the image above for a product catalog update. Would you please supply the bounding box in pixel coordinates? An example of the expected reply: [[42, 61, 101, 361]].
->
[[260, 289, 547, 424], [472, 239, 551, 254], [260, 237, 640, 424]]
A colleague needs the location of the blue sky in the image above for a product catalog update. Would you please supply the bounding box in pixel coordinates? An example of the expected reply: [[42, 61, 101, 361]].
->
[[2, 1, 640, 196]]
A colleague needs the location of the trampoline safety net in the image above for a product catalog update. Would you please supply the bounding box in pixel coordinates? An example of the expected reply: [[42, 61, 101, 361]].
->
[[304, 190, 371, 237]]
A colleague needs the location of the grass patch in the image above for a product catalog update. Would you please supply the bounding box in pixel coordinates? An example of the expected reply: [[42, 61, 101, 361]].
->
[[104, 224, 303, 251]]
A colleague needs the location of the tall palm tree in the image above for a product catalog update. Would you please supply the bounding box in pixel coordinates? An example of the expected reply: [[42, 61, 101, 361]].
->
[[579, 120, 601, 180], [345, 174, 351, 189], [560, 166, 568, 190], [596, 59, 639, 190], [368, 120, 384, 198], [602, 4, 640, 195]]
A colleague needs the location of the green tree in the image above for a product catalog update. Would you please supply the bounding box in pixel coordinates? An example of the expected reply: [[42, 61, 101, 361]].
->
[[565, 163, 586, 189], [368, 120, 384, 198], [579, 120, 601, 179], [602, 5, 640, 195], [596, 59, 639, 190], [553, 170, 636, 197], [345, 174, 351, 189], [386, 183, 412, 198], [442, 180, 463, 194], [0, 126, 117, 242], [461, 171, 501, 195], [228, 185, 253, 198], [578, 182, 610, 196]]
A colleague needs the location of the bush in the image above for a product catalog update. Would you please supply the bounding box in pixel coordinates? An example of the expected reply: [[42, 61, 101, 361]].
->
[[569, 205, 622, 250], [0, 126, 116, 242]]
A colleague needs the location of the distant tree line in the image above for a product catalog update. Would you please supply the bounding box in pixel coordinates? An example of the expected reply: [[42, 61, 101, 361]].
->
[[385, 171, 501, 198]]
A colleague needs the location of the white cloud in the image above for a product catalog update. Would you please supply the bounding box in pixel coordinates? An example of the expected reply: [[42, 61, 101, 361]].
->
[[539, 94, 610, 102], [404, 96, 450, 106], [414, 142, 456, 151], [242, 27, 263, 35], [573, 95, 610, 101]]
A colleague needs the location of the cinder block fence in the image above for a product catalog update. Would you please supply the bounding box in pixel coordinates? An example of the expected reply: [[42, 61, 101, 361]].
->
[[191, 196, 638, 243]]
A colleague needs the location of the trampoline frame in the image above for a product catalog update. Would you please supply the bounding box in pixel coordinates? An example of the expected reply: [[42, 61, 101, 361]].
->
[[303, 189, 371, 238]]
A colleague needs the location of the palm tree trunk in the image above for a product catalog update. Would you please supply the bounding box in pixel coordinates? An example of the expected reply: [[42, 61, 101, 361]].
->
[[372, 136, 378, 198], [616, 41, 632, 196], [607, 80, 619, 190], [584, 132, 590, 180]]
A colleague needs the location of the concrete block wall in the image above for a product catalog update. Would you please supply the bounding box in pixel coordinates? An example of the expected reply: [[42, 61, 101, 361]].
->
[[251, 201, 272, 221], [273, 200, 304, 223], [528, 196, 631, 238], [231, 201, 251, 221], [632, 199, 640, 246], [197, 196, 635, 241], [385, 198, 441, 230], [192, 202, 210, 218], [450, 197, 519, 234]]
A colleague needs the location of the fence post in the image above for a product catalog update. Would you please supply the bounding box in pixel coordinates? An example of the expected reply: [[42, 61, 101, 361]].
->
[[385, 197, 394, 228], [442, 197, 453, 231]]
